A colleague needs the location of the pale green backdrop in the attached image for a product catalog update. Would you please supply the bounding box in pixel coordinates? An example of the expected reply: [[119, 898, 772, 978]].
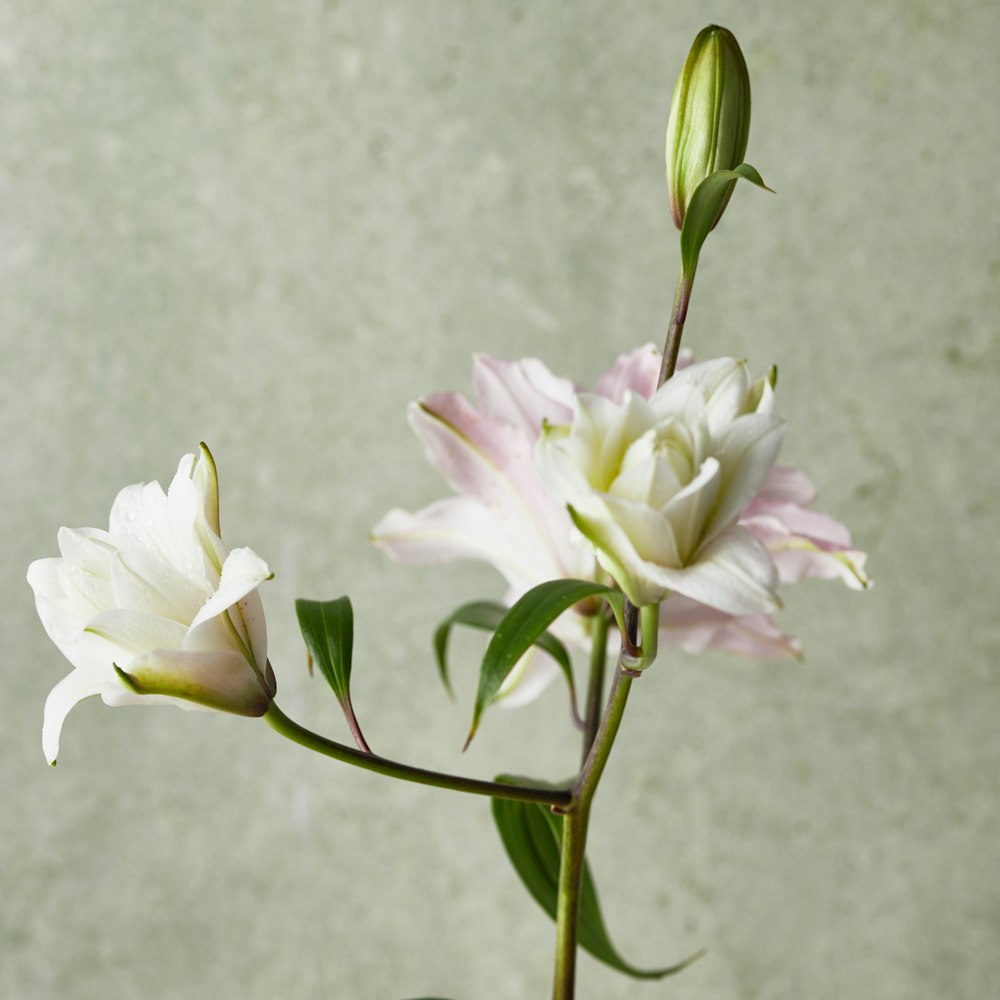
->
[[3, 2, 998, 998]]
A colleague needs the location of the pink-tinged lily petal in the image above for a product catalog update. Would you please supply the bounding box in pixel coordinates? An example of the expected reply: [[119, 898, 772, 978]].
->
[[372, 498, 558, 592], [42, 669, 112, 764], [593, 343, 662, 403], [595, 344, 695, 403], [771, 544, 869, 590], [743, 499, 852, 548], [661, 594, 802, 660], [410, 397, 590, 582], [755, 465, 817, 505], [741, 497, 871, 591], [472, 354, 576, 435], [121, 649, 274, 717], [410, 393, 533, 499]]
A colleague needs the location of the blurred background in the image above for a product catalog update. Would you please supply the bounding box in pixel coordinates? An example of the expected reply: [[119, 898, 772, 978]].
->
[[3, 2, 998, 998]]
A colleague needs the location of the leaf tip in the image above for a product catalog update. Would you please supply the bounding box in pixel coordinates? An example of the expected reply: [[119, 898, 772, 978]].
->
[[461, 718, 479, 753]]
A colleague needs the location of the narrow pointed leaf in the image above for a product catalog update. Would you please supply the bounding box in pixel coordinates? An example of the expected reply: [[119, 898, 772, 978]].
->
[[464, 580, 620, 748], [680, 162, 773, 280], [492, 778, 703, 980], [434, 600, 579, 723], [296, 597, 354, 705]]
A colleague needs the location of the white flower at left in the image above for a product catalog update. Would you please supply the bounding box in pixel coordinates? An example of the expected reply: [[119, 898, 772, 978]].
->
[[27, 444, 275, 764]]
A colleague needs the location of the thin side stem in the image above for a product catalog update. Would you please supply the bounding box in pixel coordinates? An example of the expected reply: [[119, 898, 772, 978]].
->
[[339, 697, 373, 754], [263, 702, 572, 809], [658, 267, 693, 387], [580, 613, 610, 764]]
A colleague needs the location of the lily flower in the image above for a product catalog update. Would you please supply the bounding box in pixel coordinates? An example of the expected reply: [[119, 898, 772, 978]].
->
[[28, 445, 275, 763]]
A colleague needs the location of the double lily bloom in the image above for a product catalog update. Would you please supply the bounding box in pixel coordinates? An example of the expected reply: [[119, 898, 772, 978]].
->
[[372, 346, 869, 702], [27, 445, 275, 764]]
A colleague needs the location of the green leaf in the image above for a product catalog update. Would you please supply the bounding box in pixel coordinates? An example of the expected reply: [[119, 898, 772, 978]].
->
[[296, 597, 354, 706], [492, 779, 703, 980], [435, 599, 579, 721], [464, 580, 621, 749], [680, 162, 773, 280]]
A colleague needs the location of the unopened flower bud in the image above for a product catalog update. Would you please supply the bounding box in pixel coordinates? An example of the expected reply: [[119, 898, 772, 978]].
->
[[665, 25, 751, 229]]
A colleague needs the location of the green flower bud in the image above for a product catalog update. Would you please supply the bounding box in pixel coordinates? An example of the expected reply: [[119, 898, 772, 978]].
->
[[665, 25, 751, 230]]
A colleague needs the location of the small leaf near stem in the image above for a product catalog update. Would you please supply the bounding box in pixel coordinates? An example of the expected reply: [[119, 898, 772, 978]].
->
[[679, 163, 773, 282], [435, 599, 582, 730], [492, 780, 698, 983], [464, 580, 623, 751], [660, 162, 772, 389], [296, 597, 372, 752]]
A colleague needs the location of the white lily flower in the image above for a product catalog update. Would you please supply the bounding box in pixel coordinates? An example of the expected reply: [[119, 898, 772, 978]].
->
[[27, 444, 275, 764], [374, 346, 867, 701], [536, 358, 786, 613]]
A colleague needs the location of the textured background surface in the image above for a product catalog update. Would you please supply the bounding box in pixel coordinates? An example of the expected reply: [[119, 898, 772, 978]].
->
[[3, 2, 999, 998]]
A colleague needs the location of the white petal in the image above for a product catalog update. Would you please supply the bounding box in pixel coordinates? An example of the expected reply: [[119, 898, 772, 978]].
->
[[611, 432, 686, 507], [597, 495, 680, 565], [659, 526, 780, 615], [108, 480, 169, 553], [567, 503, 675, 607], [28, 556, 66, 601], [659, 357, 747, 430], [235, 588, 268, 675], [58, 560, 114, 618], [707, 413, 786, 539], [84, 608, 187, 657], [660, 456, 721, 561], [165, 457, 217, 585], [57, 526, 116, 563], [42, 670, 108, 764], [189, 547, 272, 633], [124, 649, 273, 716], [110, 547, 207, 623], [193, 444, 222, 535]]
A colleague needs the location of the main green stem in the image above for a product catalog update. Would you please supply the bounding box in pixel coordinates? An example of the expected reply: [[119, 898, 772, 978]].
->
[[551, 251, 692, 996], [263, 702, 572, 809], [553, 662, 636, 998], [580, 613, 610, 763]]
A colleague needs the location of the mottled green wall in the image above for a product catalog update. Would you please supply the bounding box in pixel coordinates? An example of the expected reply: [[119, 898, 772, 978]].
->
[[3, 2, 998, 998]]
